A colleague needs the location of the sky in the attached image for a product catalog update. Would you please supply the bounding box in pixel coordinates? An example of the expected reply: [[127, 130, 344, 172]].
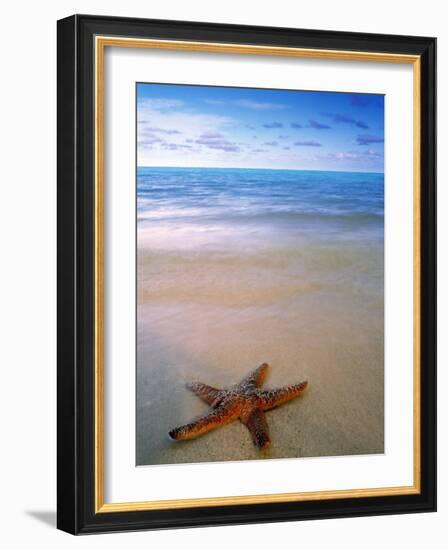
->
[[137, 83, 384, 172]]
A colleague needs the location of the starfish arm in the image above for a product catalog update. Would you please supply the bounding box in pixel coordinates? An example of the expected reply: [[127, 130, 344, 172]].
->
[[259, 381, 308, 411], [187, 382, 221, 406], [242, 409, 271, 449], [238, 363, 269, 389], [169, 404, 237, 441]]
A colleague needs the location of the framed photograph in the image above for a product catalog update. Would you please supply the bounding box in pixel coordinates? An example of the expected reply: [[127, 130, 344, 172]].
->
[[57, 14, 436, 534]]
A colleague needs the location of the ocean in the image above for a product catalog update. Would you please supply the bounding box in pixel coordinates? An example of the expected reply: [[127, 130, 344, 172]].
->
[[137, 166, 383, 240], [136, 167, 384, 466]]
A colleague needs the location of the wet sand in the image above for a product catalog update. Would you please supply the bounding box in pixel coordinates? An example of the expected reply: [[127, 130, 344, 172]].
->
[[136, 222, 384, 466]]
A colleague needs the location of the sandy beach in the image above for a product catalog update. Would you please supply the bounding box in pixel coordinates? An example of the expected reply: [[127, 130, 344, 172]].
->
[[136, 167, 384, 466]]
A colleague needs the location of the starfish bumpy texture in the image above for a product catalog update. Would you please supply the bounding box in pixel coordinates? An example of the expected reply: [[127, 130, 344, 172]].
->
[[169, 363, 308, 449]]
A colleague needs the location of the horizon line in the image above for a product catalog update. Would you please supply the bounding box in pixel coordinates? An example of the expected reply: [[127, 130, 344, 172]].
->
[[137, 165, 384, 175]]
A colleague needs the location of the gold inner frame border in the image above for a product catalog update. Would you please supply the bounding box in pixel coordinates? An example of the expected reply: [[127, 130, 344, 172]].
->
[[94, 35, 421, 513]]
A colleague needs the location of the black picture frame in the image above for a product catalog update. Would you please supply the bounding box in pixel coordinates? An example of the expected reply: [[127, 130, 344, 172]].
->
[[57, 14, 436, 534]]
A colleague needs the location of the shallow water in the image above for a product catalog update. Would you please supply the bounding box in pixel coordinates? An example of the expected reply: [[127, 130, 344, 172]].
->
[[136, 167, 384, 466]]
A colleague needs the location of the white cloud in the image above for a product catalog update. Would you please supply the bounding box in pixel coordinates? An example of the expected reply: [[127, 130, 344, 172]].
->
[[203, 98, 287, 110], [203, 99, 225, 106], [138, 98, 184, 111], [235, 99, 287, 110], [311, 149, 384, 168], [137, 98, 241, 165], [138, 100, 233, 137]]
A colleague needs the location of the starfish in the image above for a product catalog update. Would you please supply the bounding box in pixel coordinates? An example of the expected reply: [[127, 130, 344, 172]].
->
[[169, 363, 308, 449]]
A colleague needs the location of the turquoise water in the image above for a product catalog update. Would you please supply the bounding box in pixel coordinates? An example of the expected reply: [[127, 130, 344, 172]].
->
[[137, 166, 383, 229]]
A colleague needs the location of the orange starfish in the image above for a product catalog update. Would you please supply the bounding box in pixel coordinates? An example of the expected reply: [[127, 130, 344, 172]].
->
[[169, 363, 308, 449]]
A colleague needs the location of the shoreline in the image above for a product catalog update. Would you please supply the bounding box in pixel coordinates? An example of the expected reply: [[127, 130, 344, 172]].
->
[[136, 168, 384, 466]]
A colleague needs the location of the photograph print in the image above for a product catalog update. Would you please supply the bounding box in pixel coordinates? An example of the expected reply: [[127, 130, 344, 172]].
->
[[136, 83, 384, 467]]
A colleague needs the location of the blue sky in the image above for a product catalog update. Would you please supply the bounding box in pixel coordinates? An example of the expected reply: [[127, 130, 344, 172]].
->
[[137, 83, 384, 172]]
